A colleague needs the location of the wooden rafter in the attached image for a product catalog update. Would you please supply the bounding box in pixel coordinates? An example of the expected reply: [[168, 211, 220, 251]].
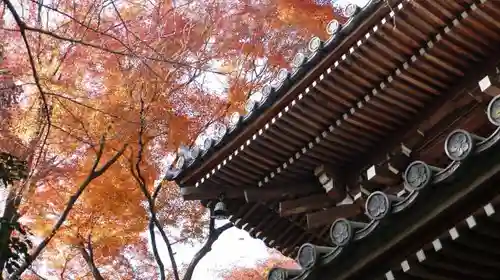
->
[[349, 47, 500, 178]]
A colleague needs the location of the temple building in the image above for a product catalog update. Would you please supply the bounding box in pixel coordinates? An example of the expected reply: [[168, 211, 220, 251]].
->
[[166, 0, 500, 279]]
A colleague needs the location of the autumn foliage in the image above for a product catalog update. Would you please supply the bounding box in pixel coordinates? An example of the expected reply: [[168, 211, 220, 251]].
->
[[223, 252, 299, 280], [0, 0, 338, 278]]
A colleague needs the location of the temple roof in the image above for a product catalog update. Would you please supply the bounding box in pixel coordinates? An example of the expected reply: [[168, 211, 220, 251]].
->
[[165, 0, 381, 185], [264, 84, 500, 278], [165, 0, 500, 277]]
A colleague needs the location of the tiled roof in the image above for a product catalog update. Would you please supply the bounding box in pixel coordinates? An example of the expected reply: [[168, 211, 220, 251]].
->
[[165, 0, 382, 183], [268, 92, 500, 279], [163, 0, 500, 275]]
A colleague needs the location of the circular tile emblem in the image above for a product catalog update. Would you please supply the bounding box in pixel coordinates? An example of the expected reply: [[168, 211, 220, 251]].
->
[[308, 37, 322, 52], [444, 129, 474, 161], [330, 218, 352, 247], [268, 268, 286, 280], [365, 191, 390, 220], [292, 52, 306, 69], [343, 3, 358, 18], [297, 243, 317, 269], [326, 20, 341, 35], [175, 155, 185, 169], [245, 98, 257, 113], [404, 161, 432, 191], [487, 95, 500, 126], [228, 112, 241, 128]]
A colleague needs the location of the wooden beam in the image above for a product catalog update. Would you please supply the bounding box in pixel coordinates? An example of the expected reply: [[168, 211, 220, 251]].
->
[[180, 181, 320, 201], [306, 204, 362, 229], [180, 186, 243, 200], [318, 134, 500, 280], [279, 194, 335, 216], [355, 147, 411, 193], [387, 144, 412, 175], [366, 164, 400, 185], [359, 181, 383, 193], [247, 213, 275, 237], [314, 164, 347, 202], [244, 183, 320, 202], [479, 74, 500, 97]]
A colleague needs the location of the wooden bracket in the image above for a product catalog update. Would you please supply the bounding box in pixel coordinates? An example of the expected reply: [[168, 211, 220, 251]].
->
[[314, 164, 347, 202]]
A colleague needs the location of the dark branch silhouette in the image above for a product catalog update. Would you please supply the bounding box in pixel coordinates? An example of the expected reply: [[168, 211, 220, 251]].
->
[[182, 208, 233, 280]]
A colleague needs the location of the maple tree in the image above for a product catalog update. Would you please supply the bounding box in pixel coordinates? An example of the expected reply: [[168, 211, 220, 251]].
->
[[0, 0, 340, 279], [222, 252, 299, 280]]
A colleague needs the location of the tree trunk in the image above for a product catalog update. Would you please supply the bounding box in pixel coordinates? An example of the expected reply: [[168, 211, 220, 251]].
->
[[0, 186, 21, 274]]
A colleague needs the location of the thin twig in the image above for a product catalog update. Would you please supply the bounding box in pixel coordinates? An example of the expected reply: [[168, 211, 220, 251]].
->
[[130, 94, 180, 280]]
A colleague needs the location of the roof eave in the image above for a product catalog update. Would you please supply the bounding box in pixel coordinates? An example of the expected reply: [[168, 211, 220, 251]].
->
[[169, 0, 391, 187]]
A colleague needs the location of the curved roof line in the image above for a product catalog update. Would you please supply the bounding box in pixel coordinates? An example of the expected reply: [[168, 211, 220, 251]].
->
[[165, 0, 385, 185]]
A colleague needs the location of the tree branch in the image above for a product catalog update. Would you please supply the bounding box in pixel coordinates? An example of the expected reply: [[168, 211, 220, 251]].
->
[[147, 217, 167, 280], [182, 209, 233, 280], [130, 95, 180, 280], [3, 0, 52, 181], [77, 235, 104, 280], [7, 137, 127, 279]]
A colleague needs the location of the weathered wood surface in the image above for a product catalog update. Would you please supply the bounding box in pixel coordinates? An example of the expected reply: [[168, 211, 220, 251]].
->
[[384, 201, 500, 280], [279, 195, 335, 217], [179, 0, 500, 199], [180, 181, 320, 201], [306, 204, 361, 229], [318, 133, 500, 280]]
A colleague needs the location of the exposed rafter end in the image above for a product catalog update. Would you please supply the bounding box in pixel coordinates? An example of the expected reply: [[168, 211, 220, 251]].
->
[[479, 74, 500, 97], [366, 164, 400, 186], [387, 144, 412, 175], [314, 164, 347, 202]]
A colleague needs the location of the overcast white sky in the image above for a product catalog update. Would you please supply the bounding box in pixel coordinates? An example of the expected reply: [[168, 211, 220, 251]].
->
[[155, 220, 273, 280]]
